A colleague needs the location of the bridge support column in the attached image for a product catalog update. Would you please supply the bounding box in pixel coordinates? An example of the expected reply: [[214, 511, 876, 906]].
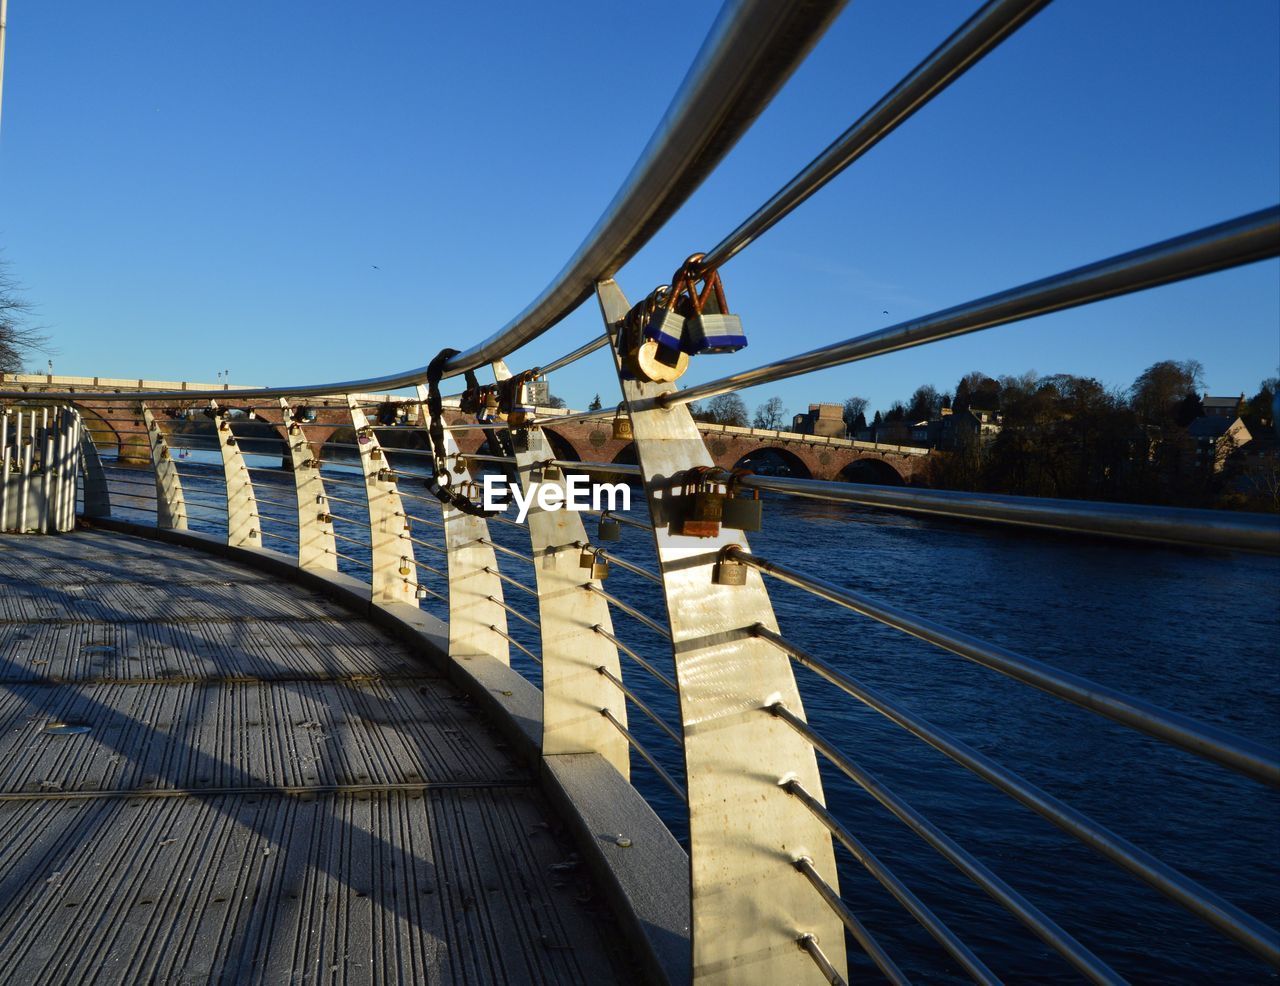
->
[[280, 399, 337, 572], [210, 404, 261, 549], [348, 396, 418, 608], [597, 279, 846, 984], [141, 405, 187, 530]]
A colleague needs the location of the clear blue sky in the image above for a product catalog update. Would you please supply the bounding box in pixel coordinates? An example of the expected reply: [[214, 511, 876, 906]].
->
[[1, 0, 1277, 418]]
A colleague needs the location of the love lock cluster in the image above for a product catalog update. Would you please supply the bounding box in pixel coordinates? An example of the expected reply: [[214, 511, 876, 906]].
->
[[619, 253, 747, 384]]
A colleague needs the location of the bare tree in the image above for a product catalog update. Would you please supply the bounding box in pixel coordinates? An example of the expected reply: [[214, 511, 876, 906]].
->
[[752, 396, 788, 430], [842, 396, 868, 433], [695, 393, 749, 426], [0, 260, 50, 373]]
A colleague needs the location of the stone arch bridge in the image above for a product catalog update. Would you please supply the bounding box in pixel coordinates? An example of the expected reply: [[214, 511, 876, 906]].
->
[[1, 374, 933, 484]]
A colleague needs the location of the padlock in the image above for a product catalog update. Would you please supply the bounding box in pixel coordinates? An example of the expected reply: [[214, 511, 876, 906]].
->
[[415, 584, 429, 600], [218, 420, 229, 431], [681, 260, 747, 354], [370, 447, 383, 461], [621, 285, 688, 383], [501, 371, 549, 426], [633, 340, 688, 383], [399, 557, 412, 576], [669, 467, 724, 538], [377, 467, 396, 483], [542, 464, 562, 481], [612, 405, 633, 441], [518, 375, 550, 409], [317, 512, 332, 524], [225, 435, 238, 447], [598, 513, 621, 541], [721, 471, 762, 532], [644, 285, 685, 353], [712, 546, 748, 586], [579, 546, 596, 568], [590, 551, 610, 581], [685, 312, 747, 354]]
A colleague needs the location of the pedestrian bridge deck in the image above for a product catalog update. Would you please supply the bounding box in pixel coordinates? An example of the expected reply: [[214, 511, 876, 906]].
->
[[0, 529, 633, 984]]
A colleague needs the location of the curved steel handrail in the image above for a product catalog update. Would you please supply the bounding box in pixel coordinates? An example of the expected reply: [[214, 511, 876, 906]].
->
[[5, 0, 846, 404]]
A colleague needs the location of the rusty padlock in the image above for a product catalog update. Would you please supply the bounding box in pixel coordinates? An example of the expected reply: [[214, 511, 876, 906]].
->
[[679, 255, 747, 355], [669, 467, 724, 538]]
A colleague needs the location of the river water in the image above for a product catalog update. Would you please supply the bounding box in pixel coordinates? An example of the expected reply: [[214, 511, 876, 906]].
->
[[102, 447, 1279, 983]]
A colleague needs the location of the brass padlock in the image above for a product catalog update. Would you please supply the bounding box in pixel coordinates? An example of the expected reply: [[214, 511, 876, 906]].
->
[[317, 512, 332, 524], [377, 467, 396, 483], [590, 550, 610, 581], [633, 339, 688, 383], [612, 404, 633, 441], [597, 513, 621, 541], [721, 470, 762, 532], [670, 467, 724, 538], [399, 557, 412, 576], [712, 546, 748, 586], [579, 546, 596, 568], [370, 447, 383, 461]]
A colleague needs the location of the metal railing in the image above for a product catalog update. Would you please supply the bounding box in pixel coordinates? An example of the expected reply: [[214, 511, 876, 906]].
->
[[3, 1, 1277, 982]]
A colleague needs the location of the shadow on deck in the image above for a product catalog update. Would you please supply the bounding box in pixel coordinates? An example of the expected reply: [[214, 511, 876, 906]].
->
[[0, 529, 639, 984]]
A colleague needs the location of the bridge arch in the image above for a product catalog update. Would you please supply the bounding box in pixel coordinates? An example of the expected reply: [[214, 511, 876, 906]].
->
[[610, 441, 637, 466], [539, 426, 583, 463], [732, 444, 813, 480], [839, 456, 906, 486]]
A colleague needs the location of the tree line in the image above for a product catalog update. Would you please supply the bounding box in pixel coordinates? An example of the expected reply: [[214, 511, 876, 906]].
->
[[685, 360, 1278, 511]]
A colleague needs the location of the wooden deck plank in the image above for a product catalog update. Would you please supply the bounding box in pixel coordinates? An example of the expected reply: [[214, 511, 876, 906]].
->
[[0, 530, 636, 984]]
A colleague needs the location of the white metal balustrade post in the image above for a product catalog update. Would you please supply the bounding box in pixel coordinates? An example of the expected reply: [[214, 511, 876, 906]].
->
[[17, 410, 32, 533], [210, 403, 260, 548], [37, 407, 53, 534], [597, 278, 846, 984], [279, 398, 337, 572], [78, 423, 111, 520], [416, 385, 510, 665], [507, 420, 630, 775], [348, 395, 418, 608], [141, 404, 188, 530], [0, 410, 10, 530]]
